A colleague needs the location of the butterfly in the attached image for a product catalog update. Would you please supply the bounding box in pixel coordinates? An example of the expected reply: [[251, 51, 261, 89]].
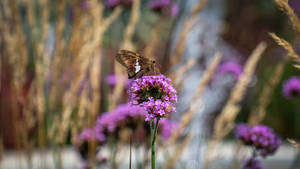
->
[[116, 49, 160, 79]]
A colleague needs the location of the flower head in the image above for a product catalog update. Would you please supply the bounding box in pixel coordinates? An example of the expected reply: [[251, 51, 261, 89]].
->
[[75, 128, 105, 160], [94, 103, 177, 141], [282, 76, 300, 99], [243, 158, 264, 169], [128, 75, 177, 120], [219, 61, 243, 79], [235, 123, 281, 156]]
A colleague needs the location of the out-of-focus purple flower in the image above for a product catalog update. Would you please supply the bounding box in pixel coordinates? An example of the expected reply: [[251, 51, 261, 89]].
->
[[148, 0, 171, 12], [159, 119, 178, 140], [94, 103, 177, 140], [282, 76, 300, 99], [75, 128, 105, 160], [95, 103, 147, 133], [77, 128, 100, 142], [105, 74, 131, 87], [80, 1, 91, 9], [128, 75, 177, 121], [107, 0, 132, 8], [243, 158, 264, 169], [235, 123, 282, 156], [170, 3, 179, 17], [235, 123, 251, 144], [219, 61, 243, 79]]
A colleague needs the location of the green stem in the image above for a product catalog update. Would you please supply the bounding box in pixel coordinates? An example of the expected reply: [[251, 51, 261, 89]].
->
[[151, 118, 160, 169]]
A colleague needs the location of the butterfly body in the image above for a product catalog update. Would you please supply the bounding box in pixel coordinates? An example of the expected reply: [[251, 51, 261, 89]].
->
[[116, 50, 159, 79]]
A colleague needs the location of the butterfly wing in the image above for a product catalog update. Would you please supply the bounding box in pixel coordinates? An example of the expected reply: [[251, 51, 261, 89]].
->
[[116, 49, 141, 68], [116, 49, 158, 79]]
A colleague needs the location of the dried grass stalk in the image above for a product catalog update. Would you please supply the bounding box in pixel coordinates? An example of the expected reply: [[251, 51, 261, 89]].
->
[[269, 33, 300, 68], [213, 42, 266, 140], [169, 52, 222, 145], [287, 139, 300, 149], [120, 0, 140, 50], [170, 0, 208, 65], [248, 57, 288, 126], [188, 52, 222, 105], [1, 0, 28, 92], [294, 64, 300, 69], [204, 42, 267, 169], [111, 0, 140, 110], [274, 0, 300, 37], [163, 134, 193, 169], [57, 3, 122, 144], [169, 100, 202, 146], [171, 58, 196, 85], [144, 19, 164, 59]]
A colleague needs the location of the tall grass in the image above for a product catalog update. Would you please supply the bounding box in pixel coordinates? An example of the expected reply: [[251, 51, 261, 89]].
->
[[0, 0, 299, 169]]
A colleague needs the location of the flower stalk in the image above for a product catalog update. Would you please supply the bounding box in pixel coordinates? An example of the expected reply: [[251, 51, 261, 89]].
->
[[151, 118, 160, 169]]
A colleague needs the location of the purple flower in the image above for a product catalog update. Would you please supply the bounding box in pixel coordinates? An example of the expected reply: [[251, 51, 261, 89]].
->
[[235, 123, 251, 144], [76, 128, 104, 142], [243, 158, 264, 169], [128, 75, 177, 120], [159, 119, 178, 140], [105, 74, 131, 87], [148, 0, 171, 12], [170, 3, 179, 17], [219, 61, 243, 79], [282, 76, 300, 99], [93, 103, 177, 141], [95, 103, 147, 133], [75, 128, 105, 160], [235, 123, 281, 156]]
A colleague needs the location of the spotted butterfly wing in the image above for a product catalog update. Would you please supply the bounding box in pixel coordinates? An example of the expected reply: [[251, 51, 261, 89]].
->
[[116, 49, 159, 79]]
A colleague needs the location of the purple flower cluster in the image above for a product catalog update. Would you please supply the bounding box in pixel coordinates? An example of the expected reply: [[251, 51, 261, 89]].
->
[[282, 76, 300, 99], [159, 119, 178, 140], [105, 74, 131, 87], [218, 61, 243, 79], [75, 103, 177, 159], [74, 128, 105, 160], [148, 0, 179, 17], [128, 75, 177, 121], [95, 103, 147, 133], [235, 123, 281, 156], [107, 0, 132, 8], [243, 158, 264, 169]]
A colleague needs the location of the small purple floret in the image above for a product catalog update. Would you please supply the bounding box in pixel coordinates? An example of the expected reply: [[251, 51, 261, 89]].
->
[[282, 76, 300, 99]]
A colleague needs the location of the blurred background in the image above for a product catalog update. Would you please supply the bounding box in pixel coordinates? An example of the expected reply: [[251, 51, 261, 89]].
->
[[0, 0, 300, 169]]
